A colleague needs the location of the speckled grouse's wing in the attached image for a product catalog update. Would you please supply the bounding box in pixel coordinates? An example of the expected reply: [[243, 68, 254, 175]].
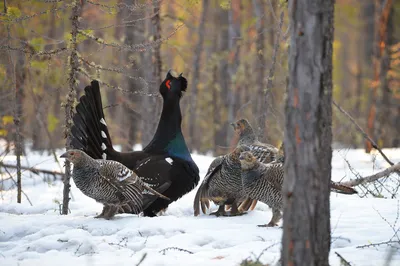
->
[[97, 160, 169, 214], [249, 142, 279, 164], [193, 156, 225, 216]]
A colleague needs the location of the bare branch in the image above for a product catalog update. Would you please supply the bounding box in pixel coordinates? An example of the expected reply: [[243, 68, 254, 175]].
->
[[333, 100, 400, 176], [2, 167, 33, 206], [9, 6, 68, 23], [77, 23, 184, 52], [0, 45, 67, 56], [78, 69, 159, 98], [0, 161, 65, 178], [341, 163, 400, 187], [334, 252, 352, 266]]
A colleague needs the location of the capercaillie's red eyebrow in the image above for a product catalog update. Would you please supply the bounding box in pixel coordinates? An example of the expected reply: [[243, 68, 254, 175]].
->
[[166, 80, 171, 89]]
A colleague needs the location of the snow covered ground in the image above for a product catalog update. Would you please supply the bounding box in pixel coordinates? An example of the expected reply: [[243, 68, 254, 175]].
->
[[0, 143, 399, 266]]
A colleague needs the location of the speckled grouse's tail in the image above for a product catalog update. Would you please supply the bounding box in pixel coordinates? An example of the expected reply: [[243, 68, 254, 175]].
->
[[330, 181, 358, 195], [70, 80, 115, 160]]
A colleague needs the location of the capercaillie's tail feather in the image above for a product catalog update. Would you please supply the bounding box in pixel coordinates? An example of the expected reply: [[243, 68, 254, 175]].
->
[[330, 181, 358, 195], [70, 80, 115, 160]]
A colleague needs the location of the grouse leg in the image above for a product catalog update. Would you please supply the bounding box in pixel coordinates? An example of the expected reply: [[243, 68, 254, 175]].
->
[[103, 205, 118, 220], [210, 205, 226, 216], [258, 208, 282, 227], [95, 205, 108, 219], [222, 200, 248, 216]]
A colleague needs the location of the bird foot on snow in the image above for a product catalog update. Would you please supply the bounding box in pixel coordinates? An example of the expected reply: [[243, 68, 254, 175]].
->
[[221, 211, 247, 217], [258, 222, 278, 227]]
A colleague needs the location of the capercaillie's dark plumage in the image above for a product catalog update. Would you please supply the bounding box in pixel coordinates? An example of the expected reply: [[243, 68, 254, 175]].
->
[[61, 149, 169, 219], [70, 70, 199, 217], [193, 119, 278, 216], [239, 151, 358, 227]]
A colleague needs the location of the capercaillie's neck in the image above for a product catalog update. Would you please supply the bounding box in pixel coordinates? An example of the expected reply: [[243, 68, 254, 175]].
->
[[144, 98, 192, 161]]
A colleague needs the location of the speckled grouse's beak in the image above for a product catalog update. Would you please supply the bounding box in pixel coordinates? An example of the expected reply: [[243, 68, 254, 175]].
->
[[60, 152, 68, 159], [239, 153, 245, 161], [230, 122, 236, 129]]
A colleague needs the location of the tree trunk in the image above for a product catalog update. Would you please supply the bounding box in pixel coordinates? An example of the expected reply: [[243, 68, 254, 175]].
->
[[282, 0, 334, 265], [226, 0, 241, 145], [63, 1, 82, 215], [141, 0, 162, 146], [189, 0, 209, 148], [252, 0, 266, 140], [376, 3, 394, 147], [365, 0, 393, 152], [122, 0, 144, 151]]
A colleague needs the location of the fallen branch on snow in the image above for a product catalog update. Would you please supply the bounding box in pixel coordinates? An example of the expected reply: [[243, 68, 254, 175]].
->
[[341, 163, 400, 187]]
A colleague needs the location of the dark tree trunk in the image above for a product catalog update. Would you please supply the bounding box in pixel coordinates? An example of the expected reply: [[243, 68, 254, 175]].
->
[[189, 0, 209, 148], [122, 0, 144, 151], [282, 0, 334, 265], [216, 6, 230, 152], [376, 4, 394, 147], [141, 0, 162, 146], [365, 0, 393, 152]]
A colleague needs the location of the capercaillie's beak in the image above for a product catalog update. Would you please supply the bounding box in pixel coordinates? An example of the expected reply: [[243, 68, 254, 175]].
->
[[60, 152, 68, 159]]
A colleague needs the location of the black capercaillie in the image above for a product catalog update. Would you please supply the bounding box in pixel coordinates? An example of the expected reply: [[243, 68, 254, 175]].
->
[[70, 71, 199, 217], [61, 149, 169, 219]]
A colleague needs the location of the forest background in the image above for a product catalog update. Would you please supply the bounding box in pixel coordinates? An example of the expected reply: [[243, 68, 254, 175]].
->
[[1, 0, 399, 156]]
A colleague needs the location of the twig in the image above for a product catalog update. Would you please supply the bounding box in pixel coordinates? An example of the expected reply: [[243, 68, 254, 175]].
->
[[135, 253, 147, 266], [77, 23, 183, 52], [335, 252, 352, 266], [3, 167, 33, 206], [159, 247, 193, 255], [333, 100, 399, 177], [0, 45, 68, 56], [0, 161, 65, 178], [357, 240, 399, 249], [8, 6, 68, 23], [341, 163, 400, 187]]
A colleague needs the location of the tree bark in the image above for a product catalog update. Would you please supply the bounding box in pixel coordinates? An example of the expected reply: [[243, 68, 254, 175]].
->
[[63, 0, 82, 215], [282, 0, 334, 265], [141, 0, 162, 146], [189, 0, 209, 148], [122, 0, 144, 150], [365, 0, 393, 152], [252, 0, 266, 140], [375, 3, 394, 147]]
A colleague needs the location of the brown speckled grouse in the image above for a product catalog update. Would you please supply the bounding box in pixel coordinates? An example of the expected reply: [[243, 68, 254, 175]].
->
[[239, 151, 358, 227], [61, 149, 169, 219], [193, 119, 278, 216]]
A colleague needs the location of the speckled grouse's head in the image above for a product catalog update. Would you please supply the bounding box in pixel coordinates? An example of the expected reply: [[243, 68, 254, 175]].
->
[[159, 70, 188, 100], [239, 151, 258, 170], [60, 149, 86, 163], [231, 119, 254, 137]]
